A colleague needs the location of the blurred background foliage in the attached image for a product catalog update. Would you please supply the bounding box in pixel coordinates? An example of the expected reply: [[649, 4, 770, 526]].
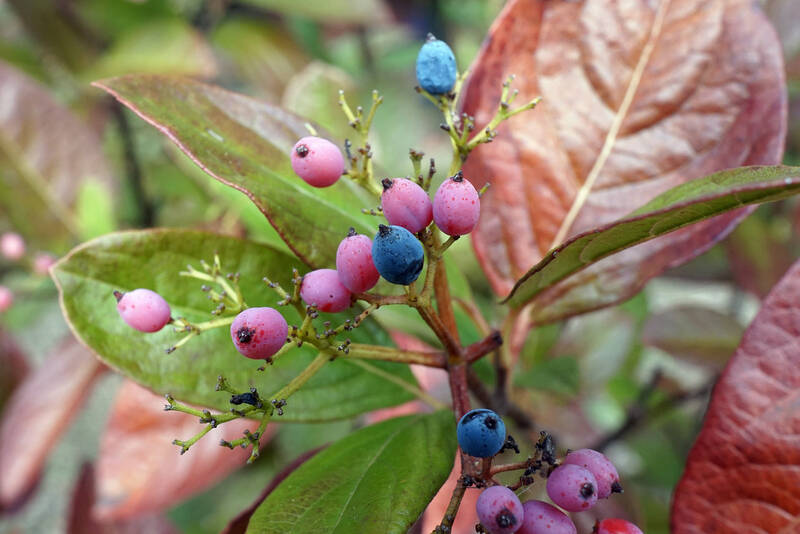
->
[[0, 1, 798, 533]]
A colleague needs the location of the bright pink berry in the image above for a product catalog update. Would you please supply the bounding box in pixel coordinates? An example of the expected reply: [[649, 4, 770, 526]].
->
[[518, 501, 576, 534], [291, 136, 345, 188], [0, 285, 13, 313], [336, 229, 380, 293], [230, 307, 288, 360], [33, 253, 56, 276], [300, 269, 352, 313], [0, 232, 25, 261], [115, 289, 171, 333], [563, 449, 621, 499], [476, 486, 524, 534], [546, 464, 598, 512], [432, 171, 480, 236], [594, 518, 643, 534], [380, 178, 433, 233]]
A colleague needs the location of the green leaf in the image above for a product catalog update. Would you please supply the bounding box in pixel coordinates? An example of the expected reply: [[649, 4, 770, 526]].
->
[[282, 61, 356, 139], [246, 411, 457, 534], [514, 357, 580, 397], [93, 75, 377, 268], [52, 229, 417, 421], [505, 166, 800, 309], [75, 180, 116, 240], [238, 0, 390, 24]]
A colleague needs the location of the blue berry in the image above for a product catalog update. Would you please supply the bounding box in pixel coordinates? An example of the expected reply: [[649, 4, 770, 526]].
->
[[457, 408, 506, 458], [416, 34, 457, 95], [371, 224, 424, 285]]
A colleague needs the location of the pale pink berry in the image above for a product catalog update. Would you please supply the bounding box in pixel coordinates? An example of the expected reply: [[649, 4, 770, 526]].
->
[[230, 307, 288, 360], [336, 229, 379, 293], [0, 285, 13, 313], [594, 518, 643, 534], [115, 289, 171, 333], [380, 178, 433, 233], [0, 232, 25, 261], [291, 136, 345, 187], [546, 464, 598, 513], [33, 253, 56, 276], [433, 171, 480, 236], [476, 485, 524, 534], [563, 449, 621, 499], [518, 500, 576, 534], [300, 269, 351, 313]]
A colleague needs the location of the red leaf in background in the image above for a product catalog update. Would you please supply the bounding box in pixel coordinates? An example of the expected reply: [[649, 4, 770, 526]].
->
[[0, 328, 30, 411], [461, 0, 786, 318], [93, 380, 270, 521], [671, 259, 800, 533], [0, 338, 105, 511]]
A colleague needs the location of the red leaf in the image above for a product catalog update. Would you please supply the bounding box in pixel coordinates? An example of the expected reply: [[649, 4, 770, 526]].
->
[[461, 0, 786, 317], [93, 379, 271, 521], [671, 259, 800, 533], [0, 338, 105, 511]]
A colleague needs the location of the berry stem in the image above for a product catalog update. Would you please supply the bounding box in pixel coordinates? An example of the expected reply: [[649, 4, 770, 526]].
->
[[432, 475, 469, 534]]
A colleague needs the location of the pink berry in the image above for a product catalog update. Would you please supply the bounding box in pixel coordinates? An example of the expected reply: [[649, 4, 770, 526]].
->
[[300, 269, 352, 313], [476, 485, 524, 534], [230, 307, 288, 360], [594, 518, 643, 534], [115, 289, 171, 333], [291, 136, 345, 187], [563, 449, 621, 499], [33, 253, 56, 276], [546, 464, 598, 512], [0, 285, 13, 312], [0, 232, 25, 261], [433, 171, 480, 236], [336, 229, 380, 293], [380, 178, 433, 233], [518, 501, 576, 534]]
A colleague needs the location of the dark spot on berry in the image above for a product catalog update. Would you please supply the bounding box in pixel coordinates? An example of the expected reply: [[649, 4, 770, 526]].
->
[[381, 178, 394, 191], [496, 508, 516, 528], [295, 144, 309, 157], [611, 480, 624, 494], [378, 224, 391, 237], [237, 326, 255, 344], [113, 290, 124, 302], [451, 170, 465, 182], [483, 415, 498, 430], [347, 227, 357, 237], [580, 482, 595, 499]]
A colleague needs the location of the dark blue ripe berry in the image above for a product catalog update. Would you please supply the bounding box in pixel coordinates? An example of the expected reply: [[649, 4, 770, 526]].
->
[[457, 408, 506, 458], [372, 224, 424, 285], [416, 34, 457, 95]]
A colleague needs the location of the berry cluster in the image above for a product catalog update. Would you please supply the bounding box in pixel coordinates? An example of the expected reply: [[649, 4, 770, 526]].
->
[[456, 408, 642, 534]]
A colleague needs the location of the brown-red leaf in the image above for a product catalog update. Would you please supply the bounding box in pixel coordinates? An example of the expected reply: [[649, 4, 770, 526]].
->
[[671, 259, 800, 533], [461, 0, 786, 317]]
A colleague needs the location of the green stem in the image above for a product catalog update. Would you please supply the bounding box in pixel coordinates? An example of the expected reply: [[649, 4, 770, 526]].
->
[[347, 343, 446, 368]]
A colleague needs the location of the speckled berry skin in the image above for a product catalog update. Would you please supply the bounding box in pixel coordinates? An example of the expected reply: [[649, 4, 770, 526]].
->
[[563, 449, 620, 499], [230, 307, 288, 359], [594, 519, 643, 534], [476, 485, 524, 534], [115, 288, 171, 333], [381, 178, 433, 233], [336, 230, 380, 293], [0, 232, 25, 261], [291, 136, 345, 188], [546, 464, 598, 513], [433, 172, 480, 236], [0, 285, 13, 313], [371, 225, 424, 286], [518, 501, 576, 534], [457, 408, 506, 458], [300, 269, 352, 312], [416, 35, 457, 95]]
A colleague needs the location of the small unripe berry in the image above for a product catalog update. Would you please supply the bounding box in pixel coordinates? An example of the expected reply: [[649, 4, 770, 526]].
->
[[115, 289, 171, 333], [594, 519, 643, 534], [416, 34, 457, 95], [0, 232, 25, 261], [518, 501, 576, 534], [546, 464, 598, 512], [457, 408, 506, 458], [291, 136, 345, 188], [371, 225, 424, 286], [433, 171, 480, 236], [33, 253, 56, 276], [476, 485, 524, 534], [563, 449, 621, 499], [230, 307, 288, 359], [0, 285, 13, 313], [336, 229, 380, 293], [380, 178, 432, 233], [300, 269, 352, 313]]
